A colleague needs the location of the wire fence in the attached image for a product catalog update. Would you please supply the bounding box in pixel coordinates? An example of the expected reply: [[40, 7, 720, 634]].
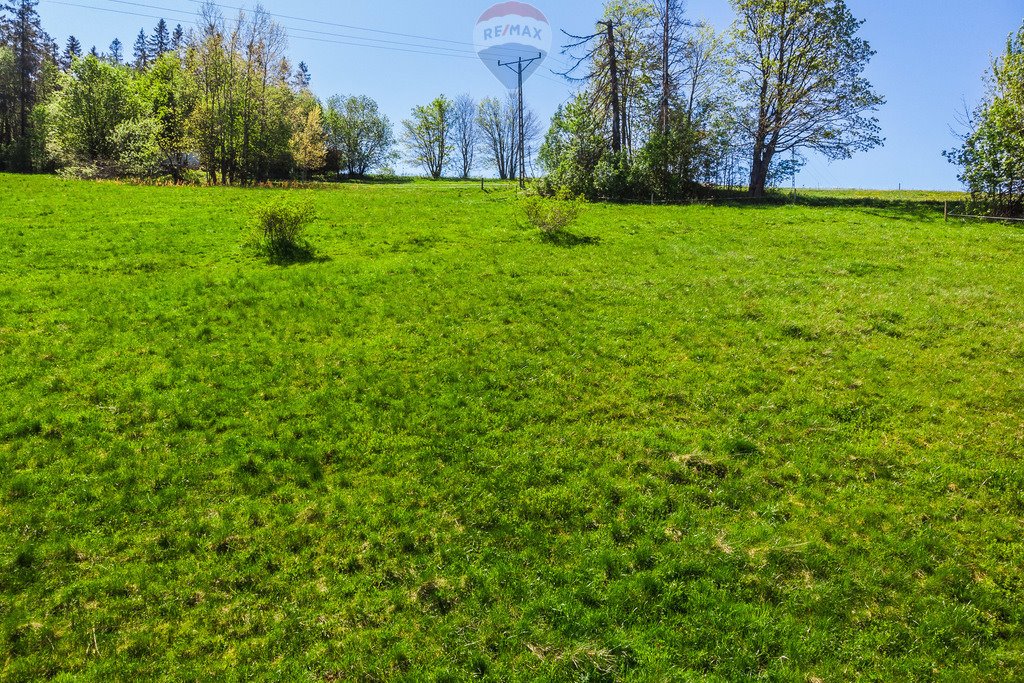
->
[[944, 202, 1024, 223]]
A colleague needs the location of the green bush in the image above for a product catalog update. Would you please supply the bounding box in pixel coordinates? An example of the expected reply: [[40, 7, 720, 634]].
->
[[519, 188, 585, 236], [248, 198, 317, 262]]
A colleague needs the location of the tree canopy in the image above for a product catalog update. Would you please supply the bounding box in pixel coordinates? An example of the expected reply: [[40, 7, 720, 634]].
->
[[946, 23, 1024, 217]]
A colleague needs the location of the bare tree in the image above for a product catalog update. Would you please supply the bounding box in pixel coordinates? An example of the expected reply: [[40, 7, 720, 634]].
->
[[452, 93, 476, 179], [477, 93, 539, 180]]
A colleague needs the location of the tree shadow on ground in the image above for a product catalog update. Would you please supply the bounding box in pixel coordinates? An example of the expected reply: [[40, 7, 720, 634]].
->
[[340, 177, 415, 185], [541, 230, 602, 247], [666, 193, 953, 221], [265, 244, 332, 267]]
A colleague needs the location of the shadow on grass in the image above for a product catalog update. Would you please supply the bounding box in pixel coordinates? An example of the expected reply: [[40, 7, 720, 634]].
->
[[263, 243, 331, 267], [339, 176, 415, 185], [605, 189, 957, 221], [270, 253, 332, 267], [541, 230, 601, 247]]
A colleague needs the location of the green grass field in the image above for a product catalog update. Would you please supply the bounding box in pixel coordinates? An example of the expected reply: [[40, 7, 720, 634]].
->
[[1, 174, 1022, 681]]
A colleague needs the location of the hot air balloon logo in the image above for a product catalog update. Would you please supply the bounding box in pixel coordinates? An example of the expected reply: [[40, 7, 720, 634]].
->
[[474, 2, 552, 90]]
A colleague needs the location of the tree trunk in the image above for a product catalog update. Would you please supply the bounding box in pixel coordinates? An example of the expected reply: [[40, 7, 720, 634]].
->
[[660, 4, 670, 137], [749, 151, 771, 198], [602, 21, 621, 155]]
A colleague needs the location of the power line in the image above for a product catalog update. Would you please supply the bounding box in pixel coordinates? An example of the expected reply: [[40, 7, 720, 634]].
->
[[43, 0, 573, 88], [99, 0, 566, 65], [92, 0, 574, 71]]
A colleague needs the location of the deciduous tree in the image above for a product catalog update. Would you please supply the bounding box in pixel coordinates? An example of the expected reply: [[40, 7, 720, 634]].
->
[[323, 94, 395, 177], [290, 104, 326, 179], [402, 95, 453, 179], [452, 93, 476, 179], [730, 0, 884, 196], [945, 23, 1024, 216]]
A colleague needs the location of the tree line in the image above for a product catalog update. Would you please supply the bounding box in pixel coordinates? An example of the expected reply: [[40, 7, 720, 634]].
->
[[35, 0, 1024, 204], [538, 0, 885, 199], [0, 0, 542, 183], [401, 93, 541, 180]]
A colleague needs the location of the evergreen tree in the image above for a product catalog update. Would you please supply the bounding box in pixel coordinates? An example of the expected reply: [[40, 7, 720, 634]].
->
[[292, 61, 311, 89], [89, 45, 98, 58], [60, 34, 81, 71], [171, 24, 184, 52], [0, 0, 53, 147], [132, 28, 149, 69], [147, 18, 170, 58], [108, 38, 123, 64]]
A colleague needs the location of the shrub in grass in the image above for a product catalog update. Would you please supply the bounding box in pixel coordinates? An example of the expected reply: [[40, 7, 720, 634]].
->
[[520, 188, 585, 237], [248, 197, 317, 262]]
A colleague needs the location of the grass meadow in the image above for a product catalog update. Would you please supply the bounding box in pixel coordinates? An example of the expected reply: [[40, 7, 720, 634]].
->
[[1, 174, 1022, 680]]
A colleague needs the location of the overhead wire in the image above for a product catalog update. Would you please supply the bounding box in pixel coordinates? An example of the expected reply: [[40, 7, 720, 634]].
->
[[53, 0, 576, 79]]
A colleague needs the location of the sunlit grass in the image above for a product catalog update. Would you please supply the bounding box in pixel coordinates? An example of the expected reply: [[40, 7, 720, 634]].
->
[[1, 174, 1021, 680]]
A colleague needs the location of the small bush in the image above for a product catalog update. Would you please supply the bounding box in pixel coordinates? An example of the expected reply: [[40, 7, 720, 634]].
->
[[520, 188, 585, 236], [248, 198, 317, 262]]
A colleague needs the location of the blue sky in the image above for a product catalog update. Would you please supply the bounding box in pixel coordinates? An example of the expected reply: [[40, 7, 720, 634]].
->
[[35, 0, 1023, 190]]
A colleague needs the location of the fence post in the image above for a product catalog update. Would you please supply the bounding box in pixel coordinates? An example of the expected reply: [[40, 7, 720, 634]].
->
[[944, 202, 948, 222]]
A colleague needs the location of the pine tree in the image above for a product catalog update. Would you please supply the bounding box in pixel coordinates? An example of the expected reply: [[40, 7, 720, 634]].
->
[[0, 0, 53, 144], [89, 45, 98, 58], [147, 18, 170, 58], [132, 28, 149, 69], [108, 38, 123, 64], [171, 24, 185, 52], [292, 61, 311, 89], [61, 34, 82, 71]]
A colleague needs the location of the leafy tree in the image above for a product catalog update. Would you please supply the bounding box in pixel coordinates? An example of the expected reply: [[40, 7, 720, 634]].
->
[[402, 95, 453, 179], [290, 104, 327, 179], [946, 23, 1024, 217], [141, 51, 197, 179], [323, 94, 395, 178], [0, 45, 20, 148], [45, 54, 144, 167], [109, 115, 160, 176], [730, 0, 885, 196], [60, 35, 81, 71], [538, 93, 607, 198]]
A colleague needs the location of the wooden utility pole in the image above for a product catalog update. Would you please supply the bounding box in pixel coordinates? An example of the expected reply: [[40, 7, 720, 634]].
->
[[499, 53, 542, 189]]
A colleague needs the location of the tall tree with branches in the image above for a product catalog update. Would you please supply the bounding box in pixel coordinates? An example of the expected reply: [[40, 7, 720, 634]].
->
[[148, 19, 171, 59], [452, 93, 476, 179], [132, 29, 149, 70], [108, 38, 123, 64], [60, 35, 81, 71], [731, 0, 884, 197], [945, 22, 1024, 217], [477, 93, 539, 180], [402, 95, 453, 179], [1, 0, 52, 142]]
